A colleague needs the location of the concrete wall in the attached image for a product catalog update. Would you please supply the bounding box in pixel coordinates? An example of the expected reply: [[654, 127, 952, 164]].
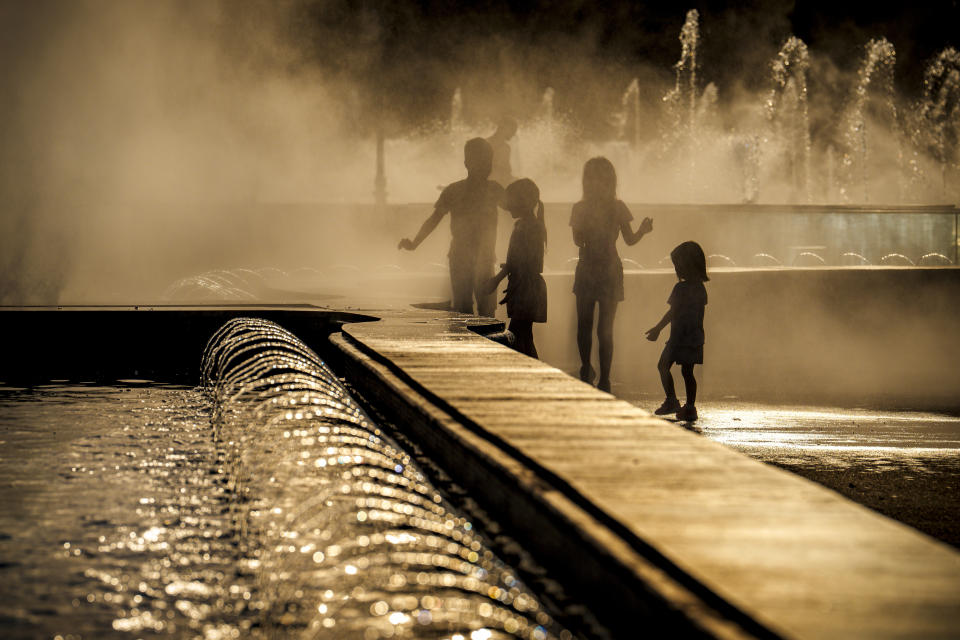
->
[[392, 202, 959, 270], [52, 201, 956, 304]]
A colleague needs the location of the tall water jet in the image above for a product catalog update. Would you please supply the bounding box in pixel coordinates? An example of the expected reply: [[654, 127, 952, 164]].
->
[[840, 38, 899, 203], [618, 78, 641, 149], [661, 9, 700, 192], [917, 47, 960, 199], [766, 36, 811, 203], [539, 86, 556, 129], [374, 127, 387, 208], [450, 87, 464, 134]]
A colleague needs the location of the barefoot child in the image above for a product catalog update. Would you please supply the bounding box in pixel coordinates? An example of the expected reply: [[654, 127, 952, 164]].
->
[[571, 157, 653, 392], [484, 178, 547, 358], [399, 138, 504, 316], [646, 241, 709, 421]]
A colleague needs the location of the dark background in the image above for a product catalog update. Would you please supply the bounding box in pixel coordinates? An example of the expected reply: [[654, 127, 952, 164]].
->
[[283, 0, 959, 133], [2, 1, 956, 135]]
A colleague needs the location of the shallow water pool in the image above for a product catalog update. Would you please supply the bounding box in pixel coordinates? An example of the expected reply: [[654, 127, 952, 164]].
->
[[0, 382, 571, 640]]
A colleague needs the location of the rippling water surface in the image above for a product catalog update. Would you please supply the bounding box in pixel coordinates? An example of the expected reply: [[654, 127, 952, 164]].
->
[[0, 322, 572, 639]]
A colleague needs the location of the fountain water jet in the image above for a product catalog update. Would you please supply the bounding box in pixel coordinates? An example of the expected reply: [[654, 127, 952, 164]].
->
[[917, 47, 960, 199], [362, 12, 954, 207], [766, 37, 811, 203], [201, 317, 572, 638], [539, 87, 556, 128], [840, 38, 900, 203], [661, 9, 700, 192], [618, 79, 641, 149], [450, 87, 464, 134]]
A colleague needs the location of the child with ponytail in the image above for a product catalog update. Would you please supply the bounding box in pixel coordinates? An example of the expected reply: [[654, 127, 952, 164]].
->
[[484, 178, 548, 358], [571, 157, 653, 392]]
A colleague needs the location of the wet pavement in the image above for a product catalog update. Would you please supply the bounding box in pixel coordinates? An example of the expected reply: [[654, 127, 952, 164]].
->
[[625, 396, 960, 549]]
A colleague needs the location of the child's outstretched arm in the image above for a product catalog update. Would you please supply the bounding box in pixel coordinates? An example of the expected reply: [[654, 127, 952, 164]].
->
[[645, 308, 672, 341], [622, 216, 654, 246], [398, 208, 446, 251]]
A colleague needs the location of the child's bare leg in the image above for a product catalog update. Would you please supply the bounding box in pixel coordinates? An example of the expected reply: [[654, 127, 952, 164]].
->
[[596, 298, 618, 390], [680, 364, 697, 406], [575, 296, 595, 381], [658, 349, 676, 399]]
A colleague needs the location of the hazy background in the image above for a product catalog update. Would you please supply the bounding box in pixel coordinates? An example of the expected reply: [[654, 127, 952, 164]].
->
[[0, 0, 957, 305]]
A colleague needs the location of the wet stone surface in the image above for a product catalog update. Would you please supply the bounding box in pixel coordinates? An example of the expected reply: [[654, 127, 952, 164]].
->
[[628, 395, 960, 549], [0, 368, 570, 639]]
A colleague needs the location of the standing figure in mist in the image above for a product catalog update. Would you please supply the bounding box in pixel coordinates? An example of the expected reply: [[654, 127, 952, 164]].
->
[[399, 138, 504, 316], [484, 178, 548, 358], [571, 157, 653, 392], [486, 117, 518, 187], [646, 241, 709, 422]]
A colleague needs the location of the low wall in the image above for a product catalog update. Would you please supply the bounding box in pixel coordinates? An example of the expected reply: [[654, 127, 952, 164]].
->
[[390, 202, 959, 271], [43, 201, 957, 304]]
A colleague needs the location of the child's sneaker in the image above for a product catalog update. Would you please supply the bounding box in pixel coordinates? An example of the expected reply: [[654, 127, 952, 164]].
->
[[654, 397, 681, 415], [677, 404, 698, 421]]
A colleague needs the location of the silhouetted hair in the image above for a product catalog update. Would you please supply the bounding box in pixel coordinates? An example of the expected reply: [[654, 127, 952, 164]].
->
[[671, 241, 709, 281], [505, 178, 546, 248], [464, 137, 493, 175], [582, 156, 617, 201]]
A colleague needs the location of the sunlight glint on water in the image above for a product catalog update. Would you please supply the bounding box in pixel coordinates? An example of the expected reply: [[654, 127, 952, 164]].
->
[[0, 319, 571, 639]]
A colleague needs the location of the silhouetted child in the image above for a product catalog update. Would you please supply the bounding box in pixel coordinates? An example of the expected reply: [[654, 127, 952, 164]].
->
[[484, 178, 547, 358], [399, 138, 504, 316], [646, 241, 709, 421], [571, 157, 653, 392]]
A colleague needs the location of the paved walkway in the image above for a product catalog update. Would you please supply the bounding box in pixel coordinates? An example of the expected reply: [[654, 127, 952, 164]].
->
[[336, 308, 960, 639]]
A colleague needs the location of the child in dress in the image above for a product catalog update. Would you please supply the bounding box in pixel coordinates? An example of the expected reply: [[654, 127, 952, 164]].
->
[[646, 241, 709, 421], [571, 157, 653, 392], [484, 178, 547, 358]]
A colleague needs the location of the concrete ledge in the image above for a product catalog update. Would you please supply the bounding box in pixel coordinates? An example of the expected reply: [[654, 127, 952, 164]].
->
[[330, 330, 764, 639], [332, 310, 960, 639]]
